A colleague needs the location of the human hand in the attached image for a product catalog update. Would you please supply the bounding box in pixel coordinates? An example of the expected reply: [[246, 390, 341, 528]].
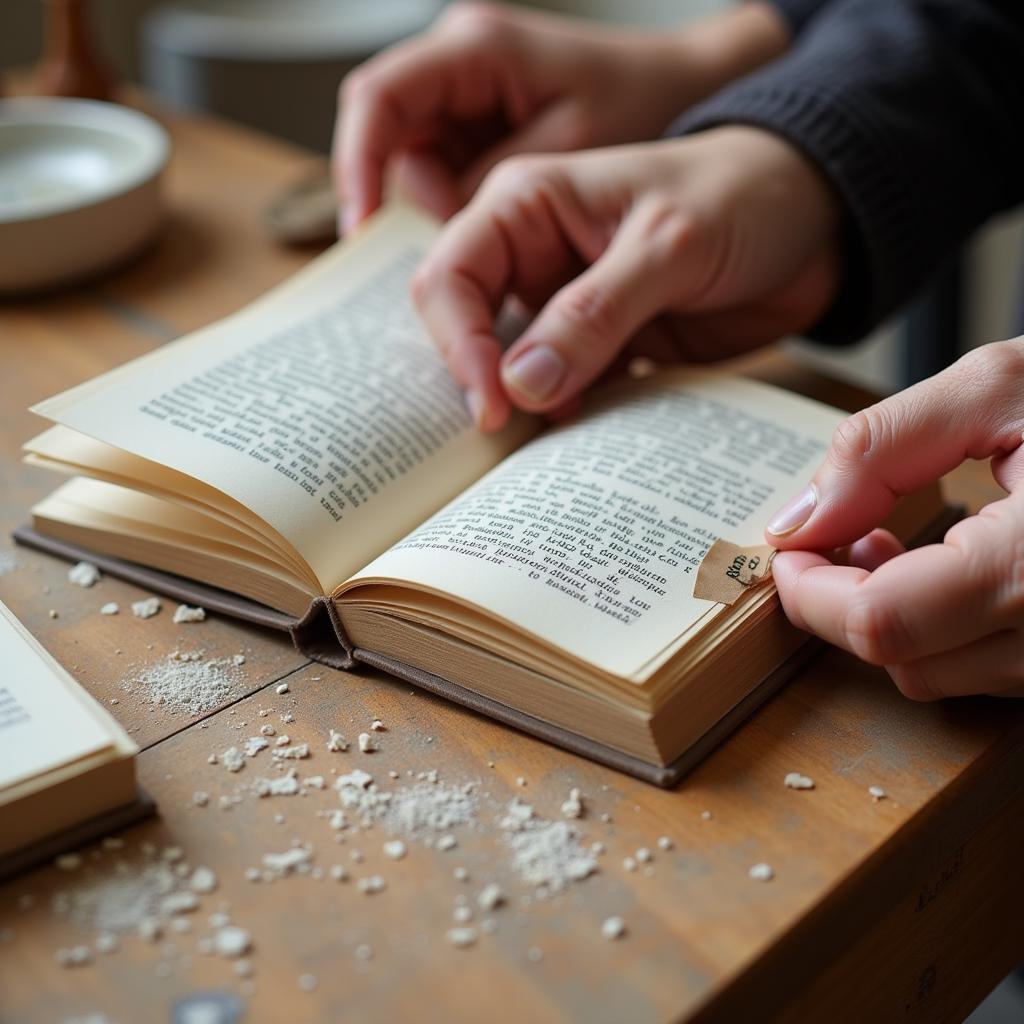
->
[[333, 1, 789, 231], [411, 126, 841, 430], [767, 339, 1024, 699]]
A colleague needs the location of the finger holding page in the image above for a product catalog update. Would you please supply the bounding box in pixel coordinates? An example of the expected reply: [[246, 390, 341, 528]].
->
[[767, 341, 1024, 550]]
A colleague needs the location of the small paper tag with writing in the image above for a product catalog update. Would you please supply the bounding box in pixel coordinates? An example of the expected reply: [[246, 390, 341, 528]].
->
[[693, 540, 777, 605]]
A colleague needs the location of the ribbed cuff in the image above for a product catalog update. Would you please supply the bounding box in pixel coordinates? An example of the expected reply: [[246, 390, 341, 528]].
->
[[669, 82, 914, 346]]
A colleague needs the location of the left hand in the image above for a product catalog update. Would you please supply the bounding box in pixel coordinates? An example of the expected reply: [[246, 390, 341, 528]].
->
[[765, 338, 1024, 699]]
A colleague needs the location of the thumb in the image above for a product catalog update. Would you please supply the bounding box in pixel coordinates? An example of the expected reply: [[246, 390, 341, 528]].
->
[[766, 342, 1024, 550], [498, 206, 691, 412]]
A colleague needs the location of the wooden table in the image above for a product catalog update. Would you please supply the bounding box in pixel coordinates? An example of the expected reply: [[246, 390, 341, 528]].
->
[[0, 88, 1021, 1024]]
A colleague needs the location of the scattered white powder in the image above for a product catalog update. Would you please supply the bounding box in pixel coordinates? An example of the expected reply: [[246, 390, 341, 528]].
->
[[437, 835, 457, 852], [357, 875, 386, 894], [560, 788, 584, 819], [68, 562, 101, 588], [329, 865, 348, 882], [622, 857, 637, 873], [358, 732, 378, 753], [131, 597, 161, 619], [657, 837, 674, 852], [99, 602, 119, 616], [784, 773, 815, 790], [298, 973, 318, 992], [635, 847, 652, 864], [601, 916, 626, 940], [0, 550, 19, 575], [869, 785, 887, 801], [56, 853, 83, 871], [500, 802, 596, 892], [749, 862, 774, 882], [382, 840, 407, 861], [125, 655, 240, 715], [221, 748, 245, 773], [233, 654, 246, 666], [192, 791, 209, 807], [700, 810, 713, 821], [384, 782, 477, 835], [173, 604, 206, 624], [160, 891, 198, 915], [254, 770, 300, 798], [355, 944, 373, 961]]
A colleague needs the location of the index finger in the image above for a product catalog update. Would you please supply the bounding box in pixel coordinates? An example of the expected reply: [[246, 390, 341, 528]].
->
[[333, 31, 509, 230]]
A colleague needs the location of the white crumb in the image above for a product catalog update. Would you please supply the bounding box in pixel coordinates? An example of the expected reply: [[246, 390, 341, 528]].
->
[[298, 973, 318, 992], [527, 947, 544, 963], [273, 743, 309, 761], [132, 597, 161, 619], [477, 883, 504, 911], [327, 729, 348, 752], [357, 732, 378, 753], [275, 735, 290, 746], [784, 772, 815, 790], [172, 604, 205, 624], [869, 785, 887, 801], [657, 836, 674, 852], [560, 788, 584, 819], [453, 905, 473, 923], [622, 857, 637, 873], [329, 865, 348, 882], [700, 810, 713, 821], [446, 926, 477, 948], [355, 944, 373, 961], [68, 562, 101, 588], [356, 875, 386, 895], [453, 867, 469, 882], [233, 654, 246, 666], [262, 847, 313, 877], [382, 840, 407, 861], [243, 736, 269, 757], [100, 602, 119, 616], [221, 748, 245, 773], [260, 724, 275, 737], [601, 916, 626, 940], [635, 847, 652, 864], [437, 834, 457, 852], [370, 719, 386, 732], [95, 932, 119, 954], [56, 853, 83, 871], [749, 862, 774, 882], [276, 682, 289, 695], [188, 867, 217, 894], [213, 925, 251, 958]]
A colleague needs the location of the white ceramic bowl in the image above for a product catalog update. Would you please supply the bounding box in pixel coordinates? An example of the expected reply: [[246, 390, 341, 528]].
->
[[0, 98, 170, 294]]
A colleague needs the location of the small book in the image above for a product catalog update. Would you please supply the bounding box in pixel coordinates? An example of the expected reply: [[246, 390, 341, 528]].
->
[[0, 599, 150, 879], [16, 205, 953, 786]]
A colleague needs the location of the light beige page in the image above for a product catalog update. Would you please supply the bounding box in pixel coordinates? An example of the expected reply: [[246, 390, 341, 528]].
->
[[0, 602, 126, 792], [341, 370, 840, 680], [31, 205, 535, 592]]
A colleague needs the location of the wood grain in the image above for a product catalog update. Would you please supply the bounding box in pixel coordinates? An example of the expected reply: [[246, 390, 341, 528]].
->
[[0, 88, 1021, 1024]]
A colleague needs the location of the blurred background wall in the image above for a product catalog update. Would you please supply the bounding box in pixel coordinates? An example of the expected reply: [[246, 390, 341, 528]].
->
[[2, 0, 1022, 396]]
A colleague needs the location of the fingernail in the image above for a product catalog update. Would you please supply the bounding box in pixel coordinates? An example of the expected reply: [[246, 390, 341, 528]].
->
[[502, 345, 567, 402], [465, 389, 486, 429], [767, 484, 817, 537]]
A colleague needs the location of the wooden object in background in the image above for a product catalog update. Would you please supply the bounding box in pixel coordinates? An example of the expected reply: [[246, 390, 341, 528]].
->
[[35, 0, 113, 102]]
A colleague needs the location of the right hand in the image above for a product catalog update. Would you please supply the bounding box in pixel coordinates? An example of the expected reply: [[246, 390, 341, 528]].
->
[[333, 1, 790, 232], [411, 126, 842, 431]]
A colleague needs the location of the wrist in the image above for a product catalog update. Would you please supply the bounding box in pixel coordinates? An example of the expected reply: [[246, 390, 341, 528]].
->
[[662, 3, 792, 103]]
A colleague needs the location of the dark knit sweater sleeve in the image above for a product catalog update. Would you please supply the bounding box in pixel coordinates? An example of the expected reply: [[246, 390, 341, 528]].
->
[[671, 0, 1024, 346], [767, 0, 831, 34]]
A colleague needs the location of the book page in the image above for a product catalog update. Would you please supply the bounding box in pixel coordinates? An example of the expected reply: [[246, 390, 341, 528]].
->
[[0, 602, 120, 792], [31, 205, 535, 592], [341, 370, 839, 680]]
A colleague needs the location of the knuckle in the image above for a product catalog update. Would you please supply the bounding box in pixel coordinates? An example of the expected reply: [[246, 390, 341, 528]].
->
[[638, 200, 702, 265], [554, 280, 620, 343], [955, 337, 1024, 385], [842, 596, 912, 666], [482, 154, 552, 201], [828, 406, 891, 472], [441, 1, 508, 42], [340, 65, 375, 107]]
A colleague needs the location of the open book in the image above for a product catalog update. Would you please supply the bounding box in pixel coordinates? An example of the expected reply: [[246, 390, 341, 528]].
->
[[16, 205, 952, 785], [0, 600, 147, 878]]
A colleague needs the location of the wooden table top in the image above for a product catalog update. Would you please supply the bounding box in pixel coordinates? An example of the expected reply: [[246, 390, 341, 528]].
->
[[0, 87, 1022, 1024]]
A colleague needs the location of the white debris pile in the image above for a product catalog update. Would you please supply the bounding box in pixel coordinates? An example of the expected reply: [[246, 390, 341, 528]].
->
[[383, 781, 478, 836], [123, 652, 242, 715], [784, 773, 815, 790], [131, 597, 161, 619], [499, 799, 597, 892], [68, 561, 101, 588], [172, 604, 206, 624]]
